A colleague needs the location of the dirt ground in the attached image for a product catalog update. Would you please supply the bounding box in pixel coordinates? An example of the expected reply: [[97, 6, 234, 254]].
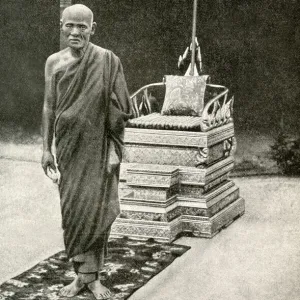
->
[[0, 158, 299, 300], [1, 125, 299, 300]]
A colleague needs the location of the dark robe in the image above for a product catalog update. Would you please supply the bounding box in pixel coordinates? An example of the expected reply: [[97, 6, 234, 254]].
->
[[54, 43, 131, 258]]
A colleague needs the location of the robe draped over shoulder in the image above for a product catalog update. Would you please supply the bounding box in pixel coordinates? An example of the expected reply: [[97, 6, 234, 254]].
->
[[54, 43, 131, 258]]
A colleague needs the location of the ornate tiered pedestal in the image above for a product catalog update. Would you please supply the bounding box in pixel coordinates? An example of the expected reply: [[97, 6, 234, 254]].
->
[[111, 114, 245, 242]]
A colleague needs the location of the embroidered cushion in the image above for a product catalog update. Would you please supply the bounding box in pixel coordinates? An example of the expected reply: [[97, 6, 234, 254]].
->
[[161, 75, 209, 116]]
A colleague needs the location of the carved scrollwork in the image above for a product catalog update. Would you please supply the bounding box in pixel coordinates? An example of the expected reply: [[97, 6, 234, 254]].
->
[[130, 82, 234, 133], [130, 82, 165, 118], [196, 147, 208, 166], [230, 136, 237, 156], [200, 86, 234, 132], [223, 137, 237, 157]]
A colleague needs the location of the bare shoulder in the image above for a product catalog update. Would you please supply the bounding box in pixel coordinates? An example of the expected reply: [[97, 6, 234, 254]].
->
[[45, 48, 70, 75], [45, 51, 60, 70]]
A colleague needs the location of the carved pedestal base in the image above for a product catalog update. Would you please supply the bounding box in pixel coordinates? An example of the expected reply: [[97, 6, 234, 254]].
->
[[111, 197, 245, 242], [181, 197, 245, 238], [111, 123, 245, 242]]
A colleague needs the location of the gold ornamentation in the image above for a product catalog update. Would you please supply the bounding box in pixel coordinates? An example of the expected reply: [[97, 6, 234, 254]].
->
[[200, 89, 234, 132], [196, 147, 208, 165]]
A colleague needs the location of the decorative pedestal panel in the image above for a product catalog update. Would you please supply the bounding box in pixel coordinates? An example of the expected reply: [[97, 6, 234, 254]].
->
[[111, 122, 245, 242]]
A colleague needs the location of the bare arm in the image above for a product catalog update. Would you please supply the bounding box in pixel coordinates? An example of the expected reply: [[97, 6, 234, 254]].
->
[[41, 56, 57, 174]]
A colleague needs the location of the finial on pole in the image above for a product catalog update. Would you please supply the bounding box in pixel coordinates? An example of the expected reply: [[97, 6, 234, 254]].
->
[[189, 0, 198, 76]]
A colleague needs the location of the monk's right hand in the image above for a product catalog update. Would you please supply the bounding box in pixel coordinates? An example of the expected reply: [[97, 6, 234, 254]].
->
[[41, 151, 56, 175]]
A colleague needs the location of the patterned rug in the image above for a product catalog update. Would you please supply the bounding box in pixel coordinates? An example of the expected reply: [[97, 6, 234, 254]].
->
[[0, 237, 190, 300]]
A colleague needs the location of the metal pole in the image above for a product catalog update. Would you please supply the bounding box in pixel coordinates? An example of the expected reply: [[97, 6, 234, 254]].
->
[[60, 0, 73, 50], [190, 0, 198, 76], [60, 0, 72, 17]]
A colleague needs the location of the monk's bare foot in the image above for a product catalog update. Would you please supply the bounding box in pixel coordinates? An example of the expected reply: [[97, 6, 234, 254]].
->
[[87, 280, 112, 300], [59, 275, 85, 298]]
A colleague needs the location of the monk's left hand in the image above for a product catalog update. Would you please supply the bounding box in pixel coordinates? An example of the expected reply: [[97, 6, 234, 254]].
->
[[42, 151, 56, 174], [42, 151, 60, 184]]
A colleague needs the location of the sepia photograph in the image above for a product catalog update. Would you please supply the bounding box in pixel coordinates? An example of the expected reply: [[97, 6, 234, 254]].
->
[[0, 0, 299, 299]]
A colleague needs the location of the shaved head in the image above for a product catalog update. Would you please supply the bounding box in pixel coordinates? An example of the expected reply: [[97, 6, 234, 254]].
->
[[61, 4, 94, 26], [60, 4, 96, 51]]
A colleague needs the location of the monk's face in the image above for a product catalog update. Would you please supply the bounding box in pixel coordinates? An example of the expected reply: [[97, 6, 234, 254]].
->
[[61, 7, 96, 50]]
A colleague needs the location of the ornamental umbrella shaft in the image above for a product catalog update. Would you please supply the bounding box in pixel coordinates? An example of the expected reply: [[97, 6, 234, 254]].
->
[[190, 0, 198, 76]]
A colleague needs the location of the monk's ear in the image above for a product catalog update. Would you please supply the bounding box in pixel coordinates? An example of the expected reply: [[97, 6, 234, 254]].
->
[[60, 20, 63, 30], [91, 22, 97, 35]]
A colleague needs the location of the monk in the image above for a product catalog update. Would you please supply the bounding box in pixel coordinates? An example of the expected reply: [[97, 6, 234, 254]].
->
[[41, 4, 131, 299]]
